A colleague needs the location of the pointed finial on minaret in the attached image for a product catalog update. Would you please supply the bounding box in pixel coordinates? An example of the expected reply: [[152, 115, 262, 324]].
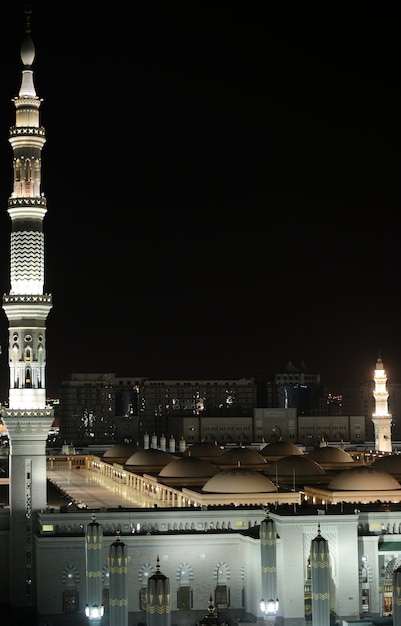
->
[[19, 3, 36, 84], [24, 5, 32, 34]]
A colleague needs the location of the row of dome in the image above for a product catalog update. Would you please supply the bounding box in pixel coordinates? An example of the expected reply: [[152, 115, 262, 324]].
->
[[101, 440, 401, 493]]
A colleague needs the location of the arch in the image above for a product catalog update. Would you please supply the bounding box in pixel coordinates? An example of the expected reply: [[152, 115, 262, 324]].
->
[[24, 158, 31, 181], [62, 564, 80, 587], [102, 563, 110, 587], [213, 561, 230, 583], [359, 563, 373, 584], [38, 343, 44, 365], [176, 562, 194, 584], [138, 562, 156, 586], [214, 561, 230, 609], [270, 425, 282, 441], [176, 562, 194, 610]]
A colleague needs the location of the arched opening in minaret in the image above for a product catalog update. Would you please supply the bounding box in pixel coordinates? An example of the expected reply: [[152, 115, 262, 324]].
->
[[24, 158, 31, 195]]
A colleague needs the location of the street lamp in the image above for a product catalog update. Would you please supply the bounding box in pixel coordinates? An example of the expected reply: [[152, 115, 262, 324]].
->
[[260, 598, 279, 623]]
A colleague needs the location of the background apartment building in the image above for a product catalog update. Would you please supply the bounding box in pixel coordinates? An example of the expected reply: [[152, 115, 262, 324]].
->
[[53, 361, 397, 449]]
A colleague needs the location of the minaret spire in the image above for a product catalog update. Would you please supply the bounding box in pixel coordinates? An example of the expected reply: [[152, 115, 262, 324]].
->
[[1, 7, 54, 610], [24, 4, 32, 33], [371, 355, 392, 454]]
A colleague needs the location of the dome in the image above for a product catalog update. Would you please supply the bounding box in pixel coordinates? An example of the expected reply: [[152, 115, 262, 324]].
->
[[102, 442, 141, 462], [328, 466, 401, 491], [371, 454, 401, 474], [216, 446, 268, 469], [158, 455, 218, 488], [125, 447, 177, 472], [260, 440, 304, 459], [202, 468, 277, 494], [183, 441, 225, 460], [308, 446, 354, 463], [159, 456, 218, 479], [265, 455, 325, 477]]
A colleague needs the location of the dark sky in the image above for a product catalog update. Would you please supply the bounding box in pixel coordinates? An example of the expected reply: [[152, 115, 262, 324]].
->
[[0, 1, 400, 398]]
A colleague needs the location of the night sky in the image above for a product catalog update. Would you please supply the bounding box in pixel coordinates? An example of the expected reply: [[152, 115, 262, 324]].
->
[[0, 1, 400, 399]]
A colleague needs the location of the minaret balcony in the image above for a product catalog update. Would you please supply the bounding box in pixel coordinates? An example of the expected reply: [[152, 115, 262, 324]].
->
[[8, 196, 46, 208], [3, 408, 53, 419], [2, 295, 52, 321], [3, 294, 52, 304], [7, 199, 47, 220], [9, 126, 45, 137]]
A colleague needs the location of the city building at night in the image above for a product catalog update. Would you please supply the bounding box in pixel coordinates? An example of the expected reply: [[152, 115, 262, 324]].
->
[[1, 8, 401, 626]]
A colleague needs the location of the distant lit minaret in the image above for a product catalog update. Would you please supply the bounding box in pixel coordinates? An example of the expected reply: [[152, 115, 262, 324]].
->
[[372, 355, 392, 453], [1, 7, 54, 608]]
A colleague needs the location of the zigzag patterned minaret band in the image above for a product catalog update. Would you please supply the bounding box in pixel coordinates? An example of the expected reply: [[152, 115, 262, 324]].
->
[[1, 7, 54, 608]]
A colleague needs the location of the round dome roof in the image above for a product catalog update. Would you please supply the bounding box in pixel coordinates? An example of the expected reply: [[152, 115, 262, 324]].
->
[[217, 446, 268, 467], [328, 466, 401, 491], [159, 456, 218, 479], [103, 442, 141, 461], [202, 468, 277, 494], [371, 455, 401, 473], [125, 447, 176, 466], [260, 440, 303, 458], [184, 441, 224, 458], [265, 455, 325, 477], [308, 446, 354, 463]]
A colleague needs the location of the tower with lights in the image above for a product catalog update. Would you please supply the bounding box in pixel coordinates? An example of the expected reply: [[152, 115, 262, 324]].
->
[[371, 356, 392, 453], [1, 8, 54, 609]]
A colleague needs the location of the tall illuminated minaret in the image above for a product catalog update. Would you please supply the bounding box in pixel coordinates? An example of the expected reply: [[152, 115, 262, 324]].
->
[[371, 355, 392, 454], [1, 8, 54, 609]]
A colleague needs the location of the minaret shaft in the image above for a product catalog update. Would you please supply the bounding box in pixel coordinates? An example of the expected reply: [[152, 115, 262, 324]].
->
[[1, 9, 54, 608], [372, 356, 392, 453]]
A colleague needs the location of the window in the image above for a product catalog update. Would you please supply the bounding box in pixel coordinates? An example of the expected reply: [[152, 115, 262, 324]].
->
[[63, 588, 78, 613], [177, 586, 191, 610]]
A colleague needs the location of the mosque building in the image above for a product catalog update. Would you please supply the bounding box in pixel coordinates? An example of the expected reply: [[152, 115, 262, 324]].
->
[[1, 7, 401, 626]]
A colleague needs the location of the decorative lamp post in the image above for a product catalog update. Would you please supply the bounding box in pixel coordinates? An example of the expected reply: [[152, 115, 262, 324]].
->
[[85, 513, 104, 625], [260, 510, 277, 604], [109, 531, 128, 626], [310, 524, 330, 626], [85, 604, 105, 621], [147, 555, 171, 626], [260, 598, 279, 623]]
